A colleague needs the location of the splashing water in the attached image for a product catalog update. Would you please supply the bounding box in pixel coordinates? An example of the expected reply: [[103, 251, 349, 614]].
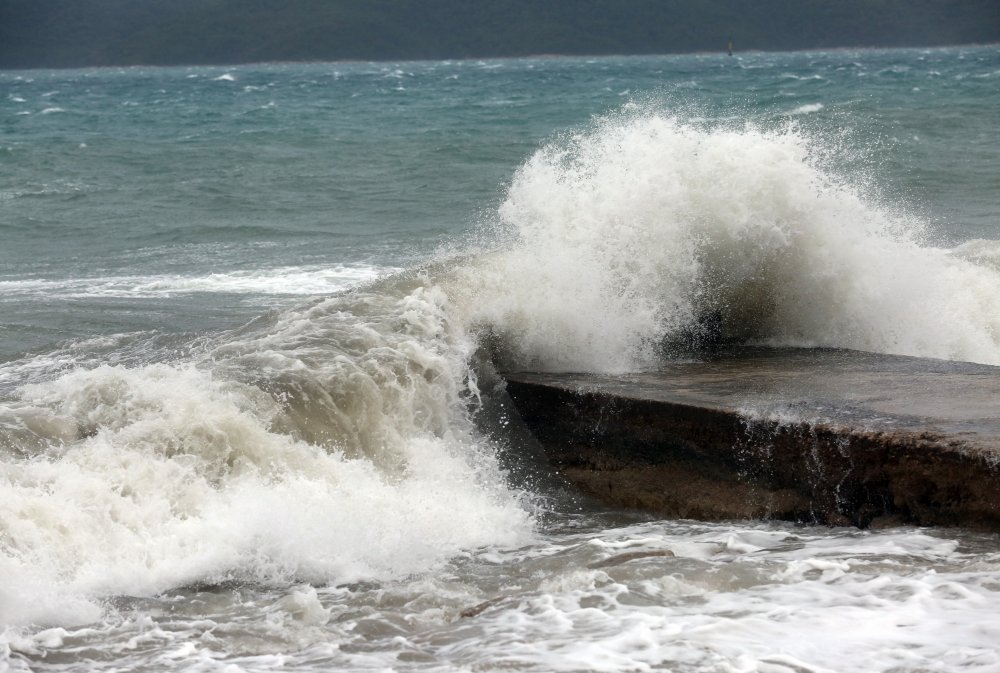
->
[[3, 111, 999, 642], [2, 50, 1000, 672], [452, 113, 1000, 372], [0, 278, 534, 632]]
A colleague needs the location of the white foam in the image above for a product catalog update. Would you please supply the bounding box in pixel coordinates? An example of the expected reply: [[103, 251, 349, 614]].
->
[[30, 521, 986, 672], [790, 102, 824, 115], [409, 524, 999, 673], [450, 111, 1000, 371], [951, 239, 1000, 273], [0, 265, 395, 299], [0, 283, 534, 631], [133, 265, 393, 295]]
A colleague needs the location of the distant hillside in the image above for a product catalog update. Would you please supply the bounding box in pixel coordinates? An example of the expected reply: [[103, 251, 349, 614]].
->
[[1, 0, 997, 69]]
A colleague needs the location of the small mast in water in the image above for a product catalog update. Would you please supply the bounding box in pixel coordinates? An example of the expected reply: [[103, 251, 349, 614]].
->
[[727, 35, 734, 56]]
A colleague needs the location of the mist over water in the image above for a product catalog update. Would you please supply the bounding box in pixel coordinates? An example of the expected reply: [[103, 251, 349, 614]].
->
[[2, 47, 999, 672]]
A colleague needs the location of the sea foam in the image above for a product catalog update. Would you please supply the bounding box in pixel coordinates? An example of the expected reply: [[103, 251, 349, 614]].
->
[[0, 265, 395, 299], [451, 112, 1000, 372], [0, 281, 533, 630], [791, 102, 824, 115]]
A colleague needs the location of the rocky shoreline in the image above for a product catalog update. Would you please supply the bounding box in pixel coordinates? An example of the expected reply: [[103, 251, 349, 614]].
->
[[504, 348, 1000, 530]]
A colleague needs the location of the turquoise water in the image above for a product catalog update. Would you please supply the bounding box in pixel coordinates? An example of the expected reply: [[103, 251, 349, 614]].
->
[[2, 47, 1000, 672], [3, 49, 997, 356]]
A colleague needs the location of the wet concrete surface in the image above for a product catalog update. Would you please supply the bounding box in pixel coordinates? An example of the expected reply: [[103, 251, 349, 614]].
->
[[503, 348, 1000, 530]]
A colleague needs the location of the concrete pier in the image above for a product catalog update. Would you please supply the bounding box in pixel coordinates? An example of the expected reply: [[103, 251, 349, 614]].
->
[[503, 348, 1000, 530]]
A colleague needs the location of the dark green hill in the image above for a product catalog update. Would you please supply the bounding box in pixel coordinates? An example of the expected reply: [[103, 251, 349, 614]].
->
[[1, 0, 997, 69]]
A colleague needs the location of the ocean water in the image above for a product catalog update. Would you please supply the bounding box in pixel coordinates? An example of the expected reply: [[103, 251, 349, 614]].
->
[[2, 47, 999, 672]]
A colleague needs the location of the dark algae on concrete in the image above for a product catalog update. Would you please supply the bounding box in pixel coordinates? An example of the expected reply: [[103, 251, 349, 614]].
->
[[504, 348, 1000, 531]]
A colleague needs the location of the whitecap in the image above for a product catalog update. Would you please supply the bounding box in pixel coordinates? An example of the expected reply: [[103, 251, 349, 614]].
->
[[790, 102, 824, 115], [0, 264, 397, 300], [449, 110, 1000, 371]]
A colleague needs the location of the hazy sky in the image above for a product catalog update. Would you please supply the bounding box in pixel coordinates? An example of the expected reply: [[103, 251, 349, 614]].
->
[[2, 0, 997, 68]]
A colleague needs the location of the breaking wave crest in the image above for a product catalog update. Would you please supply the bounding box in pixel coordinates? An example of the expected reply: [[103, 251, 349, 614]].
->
[[453, 112, 1000, 371], [0, 278, 533, 630]]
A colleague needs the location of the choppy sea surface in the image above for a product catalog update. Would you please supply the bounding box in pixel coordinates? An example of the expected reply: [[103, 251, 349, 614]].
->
[[2, 47, 999, 672]]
